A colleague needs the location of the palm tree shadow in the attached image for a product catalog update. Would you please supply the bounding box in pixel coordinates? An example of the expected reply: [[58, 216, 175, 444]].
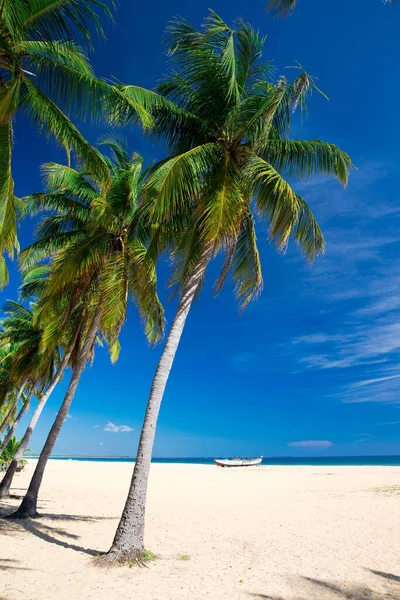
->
[[0, 504, 113, 522], [39, 513, 114, 522], [0, 516, 100, 556], [0, 500, 50, 513], [368, 570, 400, 583], [249, 572, 400, 599], [0, 558, 33, 572]]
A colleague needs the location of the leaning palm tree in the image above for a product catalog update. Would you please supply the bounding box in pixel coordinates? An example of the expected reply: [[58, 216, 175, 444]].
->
[[0, 0, 116, 287], [0, 384, 36, 455], [267, 0, 397, 17], [104, 12, 352, 563], [8, 141, 164, 516], [0, 298, 64, 496], [4, 294, 103, 504], [0, 342, 29, 434]]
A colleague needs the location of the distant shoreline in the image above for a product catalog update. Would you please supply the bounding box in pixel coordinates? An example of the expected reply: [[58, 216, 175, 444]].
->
[[25, 455, 400, 466]]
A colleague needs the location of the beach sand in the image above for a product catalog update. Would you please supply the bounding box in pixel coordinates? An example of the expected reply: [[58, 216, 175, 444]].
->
[[1, 461, 399, 600]]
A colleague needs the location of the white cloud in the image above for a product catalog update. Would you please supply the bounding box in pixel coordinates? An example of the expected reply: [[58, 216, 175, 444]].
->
[[350, 374, 400, 388], [93, 425, 99, 428], [288, 440, 333, 449], [104, 422, 134, 433]]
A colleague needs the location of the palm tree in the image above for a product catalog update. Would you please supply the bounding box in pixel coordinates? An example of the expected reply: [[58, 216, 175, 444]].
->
[[267, 0, 397, 17], [0, 0, 116, 287], [6, 303, 102, 506], [0, 385, 35, 454], [0, 378, 27, 434], [8, 141, 164, 516], [0, 340, 29, 434], [0, 299, 65, 496], [104, 12, 352, 563]]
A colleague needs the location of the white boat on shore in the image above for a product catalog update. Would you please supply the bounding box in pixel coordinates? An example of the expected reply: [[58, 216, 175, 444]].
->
[[214, 457, 263, 468]]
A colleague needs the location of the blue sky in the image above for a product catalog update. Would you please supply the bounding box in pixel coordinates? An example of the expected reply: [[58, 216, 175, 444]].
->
[[8, 0, 400, 457]]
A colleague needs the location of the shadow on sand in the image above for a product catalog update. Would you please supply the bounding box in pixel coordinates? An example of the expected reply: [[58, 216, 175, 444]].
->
[[368, 570, 400, 584], [249, 569, 400, 599], [0, 507, 113, 556], [0, 558, 33, 572]]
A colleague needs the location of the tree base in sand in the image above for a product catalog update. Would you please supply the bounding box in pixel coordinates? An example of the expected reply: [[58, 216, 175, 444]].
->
[[97, 548, 158, 567], [5, 507, 40, 520]]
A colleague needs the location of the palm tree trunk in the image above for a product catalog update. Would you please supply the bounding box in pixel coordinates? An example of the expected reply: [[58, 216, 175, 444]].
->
[[104, 247, 212, 563], [8, 309, 102, 518], [0, 381, 27, 435], [0, 386, 35, 455]]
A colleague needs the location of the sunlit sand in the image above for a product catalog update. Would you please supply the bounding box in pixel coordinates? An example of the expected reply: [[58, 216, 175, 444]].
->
[[1, 461, 399, 599]]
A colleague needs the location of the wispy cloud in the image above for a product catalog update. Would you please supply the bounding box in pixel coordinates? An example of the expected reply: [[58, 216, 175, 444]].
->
[[104, 422, 134, 433], [252, 160, 400, 410], [350, 374, 400, 388], [93, 425, 99, 428], [349, 433, 375, 443], [288, 440, 333, 449], [339, 368, 400, 404]]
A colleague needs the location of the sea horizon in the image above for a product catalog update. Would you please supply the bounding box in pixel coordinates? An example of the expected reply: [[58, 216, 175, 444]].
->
[[26, 455, 400, 466]]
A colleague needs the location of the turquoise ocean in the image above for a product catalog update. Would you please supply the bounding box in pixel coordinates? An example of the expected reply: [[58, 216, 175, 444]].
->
[[29, 456, 400, 466]]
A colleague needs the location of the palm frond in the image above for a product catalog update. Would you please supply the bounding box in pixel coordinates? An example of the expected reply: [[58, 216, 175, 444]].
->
[[22, 81, 110, 185], [235, 19, 269, 94], [19, 0, 114, 46], [264, 139, 352, 185], [246, 152, 324, 259], [20, 231, 85, 270], [197, 153, 243, 245], [246, 152, 299, 251], [0, 123, 21, 287], [266, 0, 298, 16], [142, 143, 222, 223], [40, 163, 99, 199], [294, 194, 325, 260], [0, 79, 21, 122], [232, 211, 263, 310]]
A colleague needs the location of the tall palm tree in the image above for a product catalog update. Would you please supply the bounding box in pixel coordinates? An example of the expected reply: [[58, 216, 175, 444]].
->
[[104, 12, 352, 563], [0, 0, 116, 287], [8, 141, 164, 516], [267, 0, 397, 17]]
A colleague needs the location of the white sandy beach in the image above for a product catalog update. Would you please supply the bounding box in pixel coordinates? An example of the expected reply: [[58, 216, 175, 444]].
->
[[1, 461, 399, 600]]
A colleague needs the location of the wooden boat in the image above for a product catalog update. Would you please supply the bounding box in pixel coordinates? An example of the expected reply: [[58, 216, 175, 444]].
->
[[213, 457, 263, 467]]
